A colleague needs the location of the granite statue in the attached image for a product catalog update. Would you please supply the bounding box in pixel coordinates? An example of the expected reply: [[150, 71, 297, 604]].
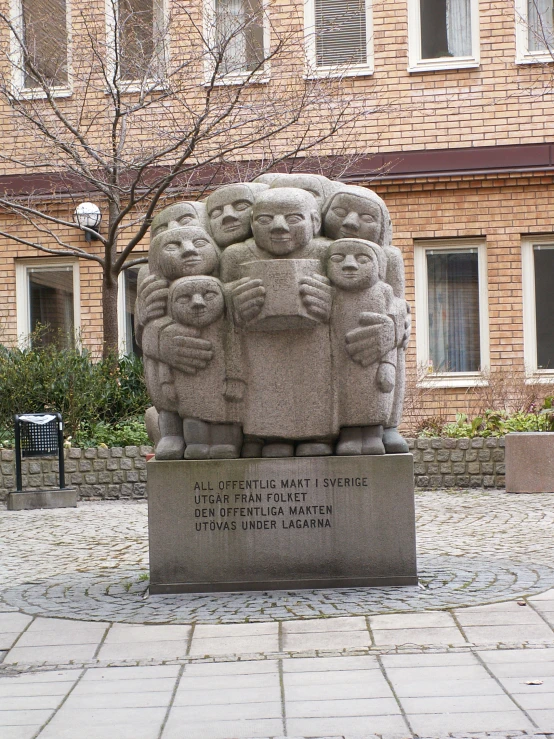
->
[[137, 175, 410, 460]]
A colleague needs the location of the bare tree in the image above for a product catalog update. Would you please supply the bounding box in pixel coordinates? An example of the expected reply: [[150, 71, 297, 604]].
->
[[0, 0, 380, 355]]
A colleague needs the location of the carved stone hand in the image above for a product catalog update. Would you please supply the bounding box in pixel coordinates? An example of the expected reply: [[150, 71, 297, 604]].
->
[[345, 312, 396, 368], [160, 333, 214, 375], [377, 363, 396, 392], [231, 277, 266, 323], [138, 273, 170, 324], [401, 302, 412, 350], [299, 274, 332, 322]]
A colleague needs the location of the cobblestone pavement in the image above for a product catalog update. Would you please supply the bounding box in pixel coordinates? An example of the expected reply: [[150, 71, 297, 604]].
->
[[1, 491, 554, 624]]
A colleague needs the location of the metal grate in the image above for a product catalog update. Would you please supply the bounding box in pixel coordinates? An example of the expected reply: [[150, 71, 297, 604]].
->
[[19, 417, 59, 457], [14, 413, 65, 492]]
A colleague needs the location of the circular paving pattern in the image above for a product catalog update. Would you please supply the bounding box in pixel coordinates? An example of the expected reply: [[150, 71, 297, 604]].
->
[[1, 491, 553, 624]]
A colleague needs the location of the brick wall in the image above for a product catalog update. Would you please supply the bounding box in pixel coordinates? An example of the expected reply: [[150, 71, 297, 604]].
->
[[0, 440, 506, 502], [0, 1, 553, 158]]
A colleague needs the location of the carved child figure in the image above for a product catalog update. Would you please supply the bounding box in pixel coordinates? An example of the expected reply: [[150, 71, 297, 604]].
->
[[159, 276, 243, 459], [327, 239, 397, 456]]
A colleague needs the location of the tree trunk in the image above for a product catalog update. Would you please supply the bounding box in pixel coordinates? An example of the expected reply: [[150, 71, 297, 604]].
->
[[102, 269, 119, 358]]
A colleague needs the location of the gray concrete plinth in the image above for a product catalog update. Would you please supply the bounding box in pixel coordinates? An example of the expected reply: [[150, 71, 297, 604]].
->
[[147, 455, 417, 594], [506, 432, 554, 493], [7, 488, 77, 511]]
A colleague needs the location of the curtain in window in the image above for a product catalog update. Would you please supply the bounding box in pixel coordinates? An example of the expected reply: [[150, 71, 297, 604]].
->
[[446, 0, 472, 56], [427, 251, 481, 373], [215, 0, 263, 74], [534, 247, 554, 369], [528, 0, 554, 51]]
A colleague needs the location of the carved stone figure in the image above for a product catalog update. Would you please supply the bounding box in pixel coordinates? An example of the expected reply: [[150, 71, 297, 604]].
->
[[221, 188, 334, 457], [162, 276, 243, 459], [323, 185, 410, 453], [139, 177, 411, 460], [327, 239, 397, 455], [138, 211, 222, 459], [268, 173, 340, 210], [206, 183, 269, 249]]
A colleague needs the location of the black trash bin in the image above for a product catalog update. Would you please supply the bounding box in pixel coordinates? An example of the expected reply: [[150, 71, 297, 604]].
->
[[7, 413, 76, 511]]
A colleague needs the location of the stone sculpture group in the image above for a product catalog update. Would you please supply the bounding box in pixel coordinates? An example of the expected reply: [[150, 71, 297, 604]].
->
[[136, 174, 411, 460]]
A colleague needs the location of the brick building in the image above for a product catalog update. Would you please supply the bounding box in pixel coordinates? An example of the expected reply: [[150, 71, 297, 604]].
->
[[1, 0, 553, 424]]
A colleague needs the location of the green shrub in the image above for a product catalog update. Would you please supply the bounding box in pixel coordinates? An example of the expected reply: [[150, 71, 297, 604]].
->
[[0, 334, 149, 447], [421, 400, 554, 438], [72, 417, 150, 449]]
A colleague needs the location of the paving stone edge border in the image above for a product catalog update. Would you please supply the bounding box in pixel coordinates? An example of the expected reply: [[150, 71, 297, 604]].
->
[[0, 437, 505, 502], [2, 639, 554, 674]]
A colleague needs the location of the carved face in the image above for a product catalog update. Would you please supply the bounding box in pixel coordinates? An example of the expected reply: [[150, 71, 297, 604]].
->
[[156, 226, 219, 281], [150, 202, 207, 238], [252, 189, 319, 256], [327, 240, 381, 291], [169, 277, 224, 328], [324, 193, 383, 244], [207, 185, 259, 248]]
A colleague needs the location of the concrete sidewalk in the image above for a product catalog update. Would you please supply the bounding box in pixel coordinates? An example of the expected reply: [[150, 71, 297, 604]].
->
[[1, 492, 554, 738]]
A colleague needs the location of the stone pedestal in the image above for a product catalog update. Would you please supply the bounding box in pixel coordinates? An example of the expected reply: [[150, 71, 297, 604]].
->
[[7, 488, 77, 511], [506, 432, 554, 493], [147, 455, 417, 594]]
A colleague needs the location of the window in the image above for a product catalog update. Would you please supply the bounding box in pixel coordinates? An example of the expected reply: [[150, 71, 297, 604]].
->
[[305, 0, 373, 76], [522, 237, 554, 375], [107, 0, 166, 84], [207, 0, 265, 78], [408, 0, 479, 72], [516, 0, 554, 63], [16, 261, 80, 347], [118, 265, 142, 356], [415, 239, 489, 386], [12, 0, 70, 92]]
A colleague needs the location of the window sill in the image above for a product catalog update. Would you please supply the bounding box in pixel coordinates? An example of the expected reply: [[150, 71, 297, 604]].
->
[[417, 372, 488, 389], [105, 80, 168, 95], [204, 72, 270, 87], [525, 371, 554, 384], [16, 86, 73, 100], [408, 58, 480, 73], [516, 52, 554, 65], [305, 64, 374, 80]]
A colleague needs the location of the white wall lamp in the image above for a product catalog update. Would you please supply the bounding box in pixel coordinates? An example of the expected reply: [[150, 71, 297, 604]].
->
[[73, 202, 102, 242]]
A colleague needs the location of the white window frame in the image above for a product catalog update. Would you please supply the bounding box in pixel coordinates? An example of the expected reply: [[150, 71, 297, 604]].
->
[[105, 0, 169, 92], [117, 260, 145, 355], [9, 0, 73, 99], [515, 0, 554, 64], [304, 0, 374, 78], [203, 0, 271, 85], [414, 238, 489, 388], [522, 235, 554, 379], [407, 0, 480, 73], [15, 258, 81, 348]]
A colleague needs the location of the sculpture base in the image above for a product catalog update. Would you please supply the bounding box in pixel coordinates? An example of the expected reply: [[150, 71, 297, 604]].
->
[[147, 455, 417, 594], [7, 488, 77, 511]]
